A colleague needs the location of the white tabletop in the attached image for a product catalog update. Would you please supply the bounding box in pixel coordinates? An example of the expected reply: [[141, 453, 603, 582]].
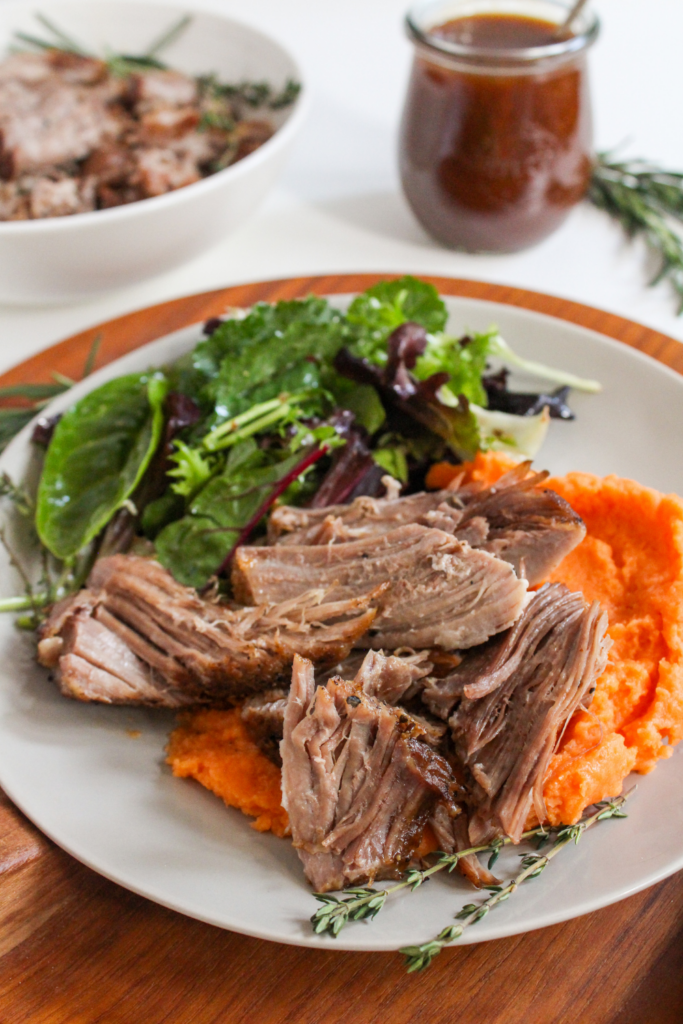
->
[[0, 0, 680, 374]]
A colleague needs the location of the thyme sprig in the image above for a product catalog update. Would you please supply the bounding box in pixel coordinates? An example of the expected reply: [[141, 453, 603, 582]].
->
[[0, 494, 97, 621], [0, 336, 104, 621], [0, 471, 51, 623], [310, 825, 548, 938], [0, 472, 34, 519], [589, 153, 683, 313], [400, 793, 631, 973], [0, 522, 45, 625]]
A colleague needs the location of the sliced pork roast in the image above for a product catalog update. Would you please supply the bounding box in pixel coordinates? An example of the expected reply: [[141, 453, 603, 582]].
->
[[233, 524, 528, 651], [242, 650, 437, 764], [268, 490, 455, 546], [269, 462, 585, 587], [424, 584, 610, 844], [280, 655, 459, 891], [38, 555, 378, 707], [453, 467, 586, 585]]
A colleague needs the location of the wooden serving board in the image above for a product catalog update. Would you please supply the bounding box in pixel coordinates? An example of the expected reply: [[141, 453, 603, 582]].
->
[[0, 274, 682, 1024]]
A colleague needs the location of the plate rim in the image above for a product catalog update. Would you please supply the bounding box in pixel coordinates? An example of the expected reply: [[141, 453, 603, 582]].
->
[[2, 273, 682, 395]]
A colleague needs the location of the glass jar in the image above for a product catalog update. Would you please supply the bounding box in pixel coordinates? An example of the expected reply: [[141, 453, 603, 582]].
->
[[399, 0, 599, 252]]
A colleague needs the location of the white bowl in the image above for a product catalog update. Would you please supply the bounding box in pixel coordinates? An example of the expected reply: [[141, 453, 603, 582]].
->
[[0, 0, 308, 305]]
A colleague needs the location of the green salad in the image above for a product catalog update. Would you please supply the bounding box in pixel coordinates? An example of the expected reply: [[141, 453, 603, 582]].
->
[[3, 276, 599, 606]]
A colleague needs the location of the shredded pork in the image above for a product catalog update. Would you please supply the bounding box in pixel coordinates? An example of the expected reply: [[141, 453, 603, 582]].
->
[[268, 461, 586, 586], [437, 584, 611, 843], [34, 454, 610, 880], [281, 655, 458, 891]]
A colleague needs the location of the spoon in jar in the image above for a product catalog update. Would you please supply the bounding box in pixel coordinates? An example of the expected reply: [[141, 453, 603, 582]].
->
[[553, 0, 590, 38]]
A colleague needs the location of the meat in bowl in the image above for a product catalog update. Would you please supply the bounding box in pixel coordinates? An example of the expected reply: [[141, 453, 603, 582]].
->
[[0, 17, 299, 219]]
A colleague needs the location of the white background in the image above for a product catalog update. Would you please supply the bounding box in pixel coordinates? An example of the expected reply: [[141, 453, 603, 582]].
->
[[0, 0, 680, 373]]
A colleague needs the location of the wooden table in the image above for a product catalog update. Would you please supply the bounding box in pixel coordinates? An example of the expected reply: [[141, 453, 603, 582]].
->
[[1, 275, 682, 1024]]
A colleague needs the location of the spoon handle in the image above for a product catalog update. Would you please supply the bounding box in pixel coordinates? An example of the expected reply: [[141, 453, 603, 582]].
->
[[556, 0, 590, 36]]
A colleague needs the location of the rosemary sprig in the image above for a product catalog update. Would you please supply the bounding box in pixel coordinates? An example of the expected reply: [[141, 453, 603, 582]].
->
[[34, 12, 88, 54], [14, 12, 193, 75], [0, 333, 101, 455], [198, 74, 301, 111], [81, 334, 102, 380], [142, 14, 192, 60], [0, 408, 42, 452], [0, 383, 69, 401], [589, 153, 683, 313], [400, 793, 631, 973], [310, 826, 547, 938]]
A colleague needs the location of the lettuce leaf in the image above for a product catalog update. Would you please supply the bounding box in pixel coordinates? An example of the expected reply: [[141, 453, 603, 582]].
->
[[346, 276, 448, 364], [415, 329, 494, 407], [471, 404, 550, 458]]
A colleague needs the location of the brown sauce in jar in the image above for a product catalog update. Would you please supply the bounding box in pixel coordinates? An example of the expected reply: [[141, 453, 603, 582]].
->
[[399, 13, 593, 252]]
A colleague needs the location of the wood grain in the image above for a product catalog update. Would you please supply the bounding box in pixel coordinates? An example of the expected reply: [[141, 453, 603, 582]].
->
[[0, 274, 682, 1024]]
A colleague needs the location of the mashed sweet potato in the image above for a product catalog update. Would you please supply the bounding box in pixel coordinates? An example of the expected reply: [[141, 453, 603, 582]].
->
[[167, 709, 290, 837], [425, 451, 524, 491], [542, 470, 683, 823], [167, 451, 683, 834]]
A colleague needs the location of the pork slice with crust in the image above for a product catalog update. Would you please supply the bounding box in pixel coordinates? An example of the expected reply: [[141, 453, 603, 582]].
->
[[38, 554, 380, 707]]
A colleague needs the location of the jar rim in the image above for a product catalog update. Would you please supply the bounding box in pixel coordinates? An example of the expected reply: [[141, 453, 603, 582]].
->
[[405, 0, 600, 68]]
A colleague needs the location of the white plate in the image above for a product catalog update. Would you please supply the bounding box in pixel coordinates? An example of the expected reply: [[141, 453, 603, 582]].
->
[[0, 294, 681, 952]]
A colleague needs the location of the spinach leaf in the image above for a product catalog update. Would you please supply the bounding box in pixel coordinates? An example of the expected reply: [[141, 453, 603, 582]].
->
[[415, 330, 494, 407], [155, 439, 320, 588], [346, 276, 448, 364], [36, 373, 168, 560]]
